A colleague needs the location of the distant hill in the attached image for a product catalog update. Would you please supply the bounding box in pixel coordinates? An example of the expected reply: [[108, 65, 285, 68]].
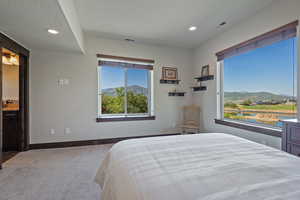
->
[[224, 91, 295, 103], [102, 85, 148, 96]]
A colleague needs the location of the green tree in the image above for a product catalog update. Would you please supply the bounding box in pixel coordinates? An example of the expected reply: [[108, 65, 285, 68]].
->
[[101, 87, 148, 114], [127, 91, 148, 113], [102, 87, 125, 114]]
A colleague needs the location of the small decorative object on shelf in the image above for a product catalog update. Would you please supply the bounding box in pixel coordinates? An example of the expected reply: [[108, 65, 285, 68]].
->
[[192, 65, 213, 92], [201, 65, 210, 77], [160, 66, 186, 96]]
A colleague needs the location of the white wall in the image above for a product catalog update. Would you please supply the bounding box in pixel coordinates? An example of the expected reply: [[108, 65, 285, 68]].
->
[[29, 0, 300, 146], [30, 36, 193, 144], [192, 0, 300, 149]]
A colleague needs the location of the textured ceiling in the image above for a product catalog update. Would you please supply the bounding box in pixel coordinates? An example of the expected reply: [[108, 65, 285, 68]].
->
[[74, 0, 275, 48], [0, 0, 275, 51], [0, 0, 81, 52]]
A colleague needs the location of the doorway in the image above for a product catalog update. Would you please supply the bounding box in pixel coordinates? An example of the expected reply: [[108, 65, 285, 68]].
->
[[0, 33, 29, 168], [2, 48, 20, 162]]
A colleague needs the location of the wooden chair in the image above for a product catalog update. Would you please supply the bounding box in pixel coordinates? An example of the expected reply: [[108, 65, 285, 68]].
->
[[181, 105, 200, 134]]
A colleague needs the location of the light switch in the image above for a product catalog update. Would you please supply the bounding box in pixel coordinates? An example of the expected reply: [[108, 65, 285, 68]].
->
[[58, 78, 70, 87], [58, 79, 64, 86]]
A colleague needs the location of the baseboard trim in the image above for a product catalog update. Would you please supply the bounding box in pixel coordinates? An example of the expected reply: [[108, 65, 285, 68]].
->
[[29, 133, 181, 150]]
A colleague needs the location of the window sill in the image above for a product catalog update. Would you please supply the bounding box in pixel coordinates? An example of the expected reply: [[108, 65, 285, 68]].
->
[[97, 116, 155, 122], [214, 119, 282, 138]]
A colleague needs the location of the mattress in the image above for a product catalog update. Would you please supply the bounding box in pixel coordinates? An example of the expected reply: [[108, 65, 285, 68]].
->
[[95, 133, 300, 200]]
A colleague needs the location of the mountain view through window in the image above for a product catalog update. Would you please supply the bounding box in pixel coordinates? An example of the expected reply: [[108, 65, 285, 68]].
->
[[223, 37, 297, 128], [100, 66, 149, 115]]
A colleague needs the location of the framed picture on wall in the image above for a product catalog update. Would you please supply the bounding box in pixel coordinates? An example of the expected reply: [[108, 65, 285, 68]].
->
[[201, 65, 209, 77], [162, 67, 178, 80]]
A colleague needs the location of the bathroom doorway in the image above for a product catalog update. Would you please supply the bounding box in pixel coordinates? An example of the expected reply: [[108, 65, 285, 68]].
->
[[0, 33, 29, 168], [2, 48, 20, 161]]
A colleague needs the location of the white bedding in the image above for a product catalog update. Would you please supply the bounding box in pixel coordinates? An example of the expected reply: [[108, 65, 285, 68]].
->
[[95, 133, 300, 200]]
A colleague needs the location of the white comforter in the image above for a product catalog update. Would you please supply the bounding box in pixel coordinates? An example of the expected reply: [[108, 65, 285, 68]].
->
[[95, 133, 300, 200]]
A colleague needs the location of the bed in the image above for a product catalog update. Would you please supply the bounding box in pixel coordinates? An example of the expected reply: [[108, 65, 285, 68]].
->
[[95, 133, 300, 200]]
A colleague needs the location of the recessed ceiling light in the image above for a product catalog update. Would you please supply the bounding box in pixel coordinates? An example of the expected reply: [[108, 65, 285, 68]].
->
[[189, 26, 197, 31], [47, 29, 59, 35]]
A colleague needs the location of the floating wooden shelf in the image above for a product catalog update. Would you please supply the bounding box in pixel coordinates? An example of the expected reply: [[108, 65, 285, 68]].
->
[[160, 79, 180, 84], [192, 86, 207, 91], [168, 92, 185, 96], [195, 75, 214, 82]]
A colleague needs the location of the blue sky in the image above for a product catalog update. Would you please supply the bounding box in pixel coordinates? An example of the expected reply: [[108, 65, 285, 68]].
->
[[224, 37, 297, 96], [101, 67, 148, 89]]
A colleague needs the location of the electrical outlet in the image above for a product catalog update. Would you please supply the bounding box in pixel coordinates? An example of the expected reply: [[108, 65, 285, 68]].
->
[[50, 129, 55, 135], [65, 128, 71, 134]]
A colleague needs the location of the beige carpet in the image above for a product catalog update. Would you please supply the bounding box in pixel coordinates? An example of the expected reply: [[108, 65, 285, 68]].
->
[[0, 144, 112, 200]]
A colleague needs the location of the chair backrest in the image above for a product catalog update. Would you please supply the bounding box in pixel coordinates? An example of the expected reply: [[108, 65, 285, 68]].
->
[[183, 105, 200, 126]]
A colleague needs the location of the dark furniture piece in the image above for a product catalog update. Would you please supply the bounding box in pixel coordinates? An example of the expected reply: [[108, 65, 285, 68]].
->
[[282, 119, 300, 157], [2, 111, 19, 152]]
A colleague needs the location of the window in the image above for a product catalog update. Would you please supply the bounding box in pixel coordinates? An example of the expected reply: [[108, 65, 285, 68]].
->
[[97, 54, 154, 121], [216, 21, 298, 129]]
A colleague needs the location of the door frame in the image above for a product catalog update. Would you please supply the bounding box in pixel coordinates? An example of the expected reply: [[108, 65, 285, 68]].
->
[[0, 32, 29, 168]]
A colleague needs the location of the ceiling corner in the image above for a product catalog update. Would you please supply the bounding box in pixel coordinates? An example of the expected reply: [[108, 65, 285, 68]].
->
[[56, 0, 85, 54]]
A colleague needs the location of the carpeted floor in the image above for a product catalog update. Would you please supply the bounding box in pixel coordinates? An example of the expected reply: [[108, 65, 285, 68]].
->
[[2, 151, 19, 163], [0, 144, 112, 200]]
